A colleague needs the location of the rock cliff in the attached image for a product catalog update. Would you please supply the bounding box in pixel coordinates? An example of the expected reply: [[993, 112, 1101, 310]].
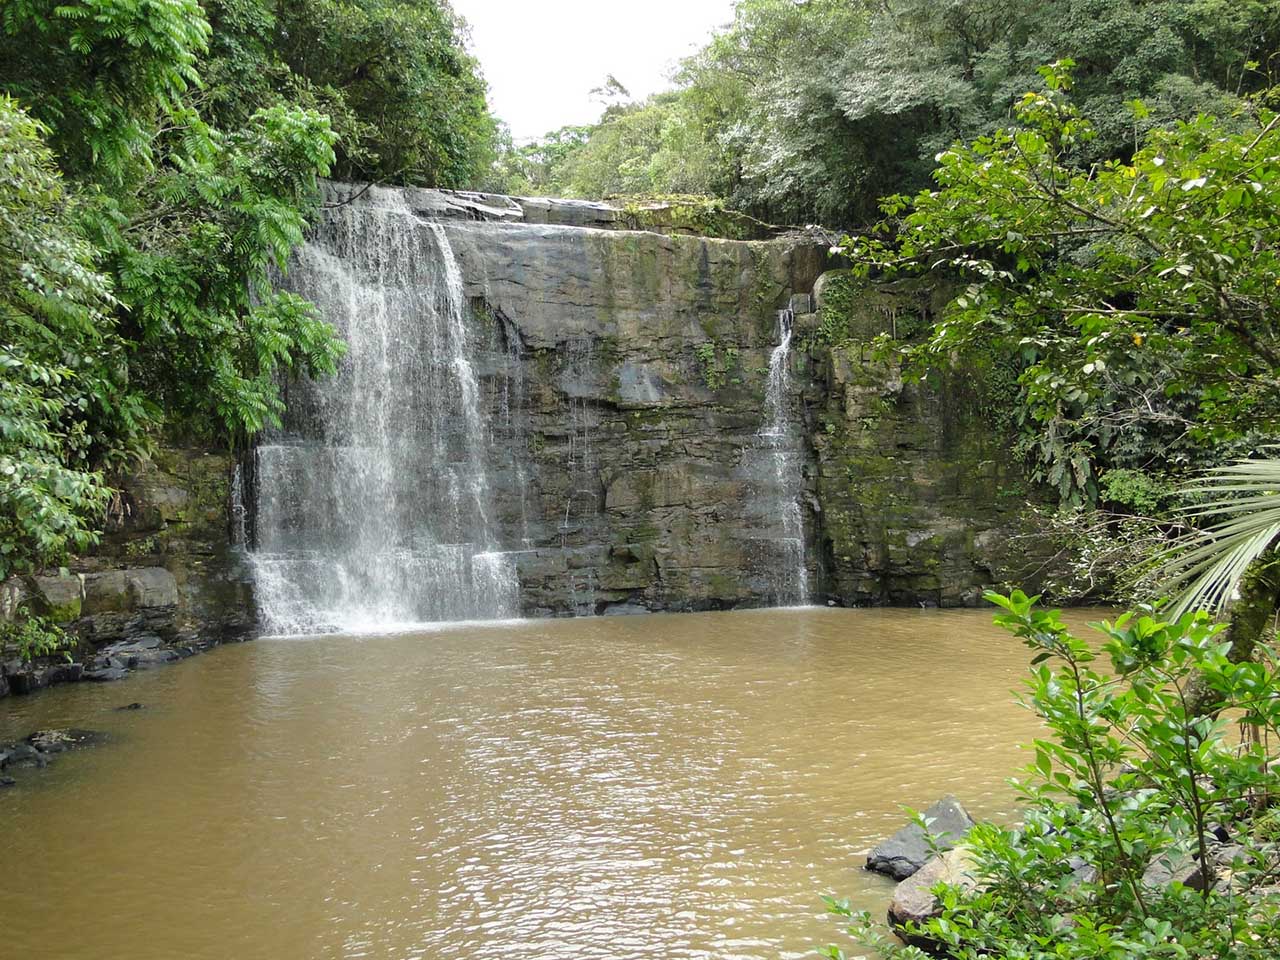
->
[[1, 185, 1058, 689], [285, 185, 1053, 616]]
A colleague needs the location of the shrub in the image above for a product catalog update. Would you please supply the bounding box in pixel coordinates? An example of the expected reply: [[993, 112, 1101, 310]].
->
[[824, 591, 1280, 960]]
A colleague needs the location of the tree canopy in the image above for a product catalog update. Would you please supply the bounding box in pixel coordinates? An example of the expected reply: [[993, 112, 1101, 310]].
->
[[496, 0, 1280, 226], [841, 62, 1280, 507], [0, 0, 497, 581]]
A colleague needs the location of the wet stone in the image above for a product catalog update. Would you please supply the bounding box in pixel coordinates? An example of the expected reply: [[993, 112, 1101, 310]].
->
[[5, 743, 47, 768], [84, 666, 129, 683], [27, 729, 105, 753], [1142, 847, 1209, 892], [867, 796, 976, 881], [888, 847, 978, 949]]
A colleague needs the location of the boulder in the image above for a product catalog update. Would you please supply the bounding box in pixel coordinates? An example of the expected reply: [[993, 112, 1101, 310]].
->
[[95, 635, 177, 671], [126, 569, 179, 608], [82, 570, 134, 614], [1142, 846, 1211, 892], [134, 648, 179, 670], [888, 847, 978, 948], [27, 729, 104, 753], [26, 573, 83, 622], [0, 776, 14, 788], [82, 567, 178, 615], [4, 742, 46, 768], [1210, 843, 1248, 871], [84, 666, 128, 683], [6, 668, 48, 696], [45, 662, 84, 686], [867, 796, 976, 881]]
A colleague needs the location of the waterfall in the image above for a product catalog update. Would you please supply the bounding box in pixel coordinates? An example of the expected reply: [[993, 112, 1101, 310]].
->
[[759, 308, 809, 605], [251, 189, 519, 634]]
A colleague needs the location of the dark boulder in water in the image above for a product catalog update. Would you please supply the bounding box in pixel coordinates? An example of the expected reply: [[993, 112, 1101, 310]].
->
[[867, 795, 976, 881]]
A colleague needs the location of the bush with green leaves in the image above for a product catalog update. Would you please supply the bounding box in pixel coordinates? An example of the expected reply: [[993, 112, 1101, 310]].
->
[[0, 2, 348, 583], [824, 591, 1280, 960], [0, 610, 73, 663]]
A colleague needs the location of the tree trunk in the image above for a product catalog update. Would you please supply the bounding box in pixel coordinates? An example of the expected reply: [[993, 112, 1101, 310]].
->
[[1185, 554, 1280, 717]]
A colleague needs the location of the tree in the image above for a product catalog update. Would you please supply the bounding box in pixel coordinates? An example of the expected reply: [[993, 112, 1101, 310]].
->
[[0, 1, 349, 590], [202, 0, 499, 188], [841, 62, 1280, 506], [0, 96, 120, 579], [509, 0, 1280, 226]]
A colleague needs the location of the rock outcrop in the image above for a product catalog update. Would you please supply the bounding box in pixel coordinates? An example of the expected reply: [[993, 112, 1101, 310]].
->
[[281, 185, 1054, 618], [439, 203, 827, 615], [867, 795, 977, 881], [887, 846, 979, 949], [0, 446, 252, 697]]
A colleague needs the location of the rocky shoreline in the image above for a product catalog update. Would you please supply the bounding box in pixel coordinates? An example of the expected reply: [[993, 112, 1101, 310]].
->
[[2, 629, 251, 699], [865, 795, 1258, 954], [1, 563, 254, 700], [0, 728, 109, 788]]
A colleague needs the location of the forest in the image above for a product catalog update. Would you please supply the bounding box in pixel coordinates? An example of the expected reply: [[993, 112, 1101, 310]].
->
[[5, 1, 1280, 958]]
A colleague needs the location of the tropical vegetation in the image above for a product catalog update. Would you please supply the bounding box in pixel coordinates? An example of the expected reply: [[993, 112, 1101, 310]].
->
[[0, 0, 496, 583], [492, 0, 1280, 226], [826, 591, 1280, 960]]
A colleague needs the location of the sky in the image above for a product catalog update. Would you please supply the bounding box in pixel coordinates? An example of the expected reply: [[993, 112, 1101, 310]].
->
[[451, 0, 738, 141]]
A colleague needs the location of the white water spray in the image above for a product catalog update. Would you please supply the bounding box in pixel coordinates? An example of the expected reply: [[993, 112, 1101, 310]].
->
[[251, 188, 518, 634]]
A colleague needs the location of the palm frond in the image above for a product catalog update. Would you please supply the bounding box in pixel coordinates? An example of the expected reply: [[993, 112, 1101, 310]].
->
[[1157, 453, 1280, 617]]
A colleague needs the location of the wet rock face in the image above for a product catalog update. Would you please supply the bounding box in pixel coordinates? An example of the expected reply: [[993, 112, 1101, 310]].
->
[[0, 447, 254, 698], [810, 283, 1060, 608], [258, 186, 1058, 617], [439, 211, 830, 615]]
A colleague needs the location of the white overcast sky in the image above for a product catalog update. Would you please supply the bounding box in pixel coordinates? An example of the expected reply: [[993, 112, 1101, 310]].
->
[[452, 0, 738, 141]]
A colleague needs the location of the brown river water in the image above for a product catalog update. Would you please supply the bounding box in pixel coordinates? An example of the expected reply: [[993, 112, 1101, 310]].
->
[[0, 606, 1087, 960]]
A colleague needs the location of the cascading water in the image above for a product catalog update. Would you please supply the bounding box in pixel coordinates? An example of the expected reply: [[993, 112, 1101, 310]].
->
[[758, 308, 810, 605], [251, 188, 518, 634]]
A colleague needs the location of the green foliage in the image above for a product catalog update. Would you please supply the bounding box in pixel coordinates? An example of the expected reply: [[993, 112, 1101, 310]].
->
[[1100, 469, 1175, 515], [813, 273, 862, 347], [826, 591, 1280, 960], [1159, 455, 1280, 615], [0, 608, 73, 662], [484, 124, 592, 196], [203, 0, 498, 187], [0, 96, 118, 579], [98, 102, 346, 438], [0, 0, 363, 584], [498, 0, 1279, 226], [842, 62, 1280, 506], [1, 0, 210, 182], [694, 341, 738, 391]]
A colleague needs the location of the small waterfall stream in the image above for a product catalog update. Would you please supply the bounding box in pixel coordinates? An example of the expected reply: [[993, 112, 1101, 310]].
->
[[251, 189, 518, 634], [759, 308, 810, 605]]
